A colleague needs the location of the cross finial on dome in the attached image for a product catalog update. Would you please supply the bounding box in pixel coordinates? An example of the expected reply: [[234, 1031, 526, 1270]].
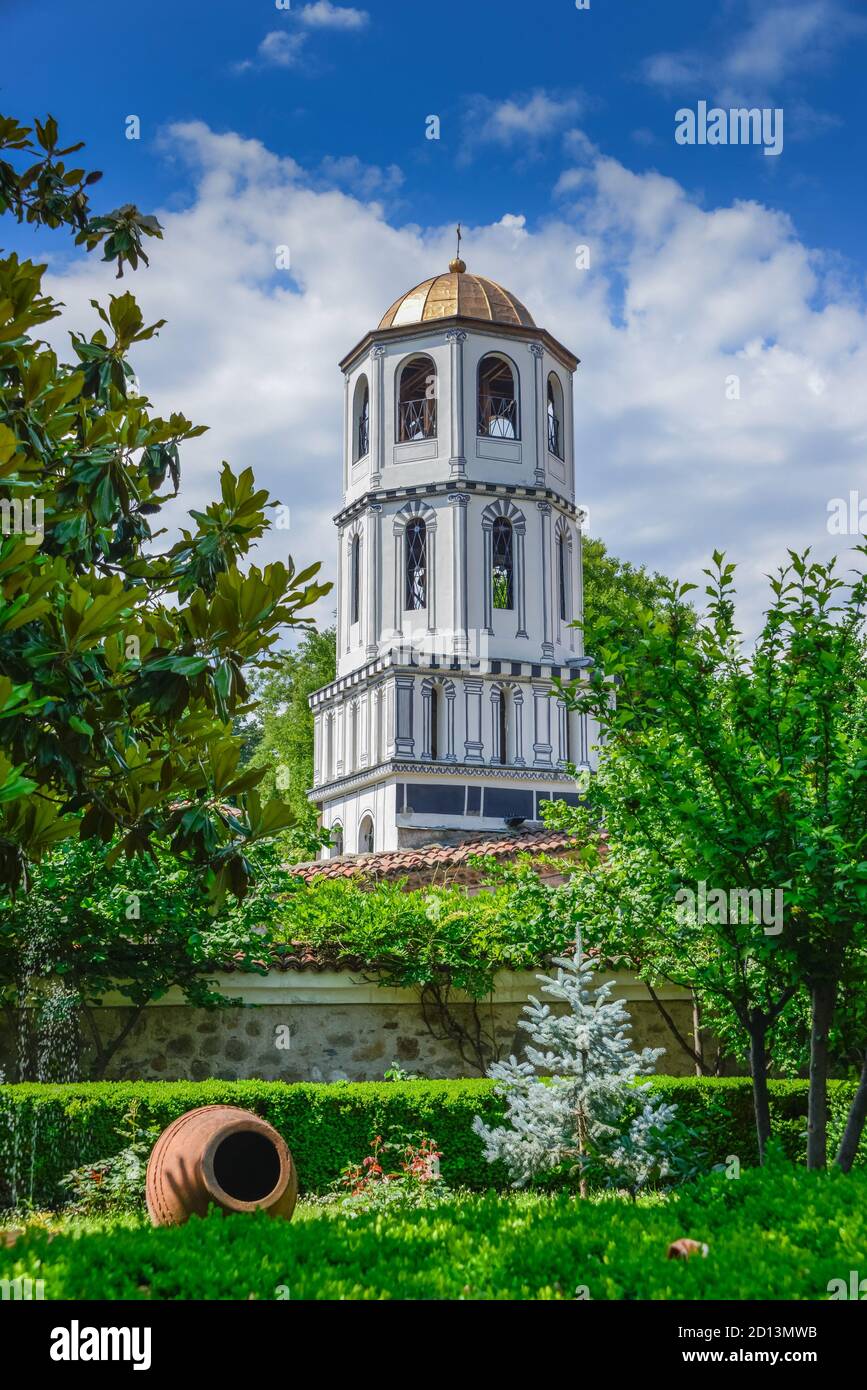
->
[[449, 222, 466, 274]]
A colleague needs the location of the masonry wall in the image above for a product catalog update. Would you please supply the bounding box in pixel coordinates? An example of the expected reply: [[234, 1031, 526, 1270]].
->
[[0, 972, 704, 1082]]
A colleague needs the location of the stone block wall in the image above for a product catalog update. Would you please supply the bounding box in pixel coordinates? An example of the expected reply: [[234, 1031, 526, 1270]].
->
[[0, 971, 705, 1082]]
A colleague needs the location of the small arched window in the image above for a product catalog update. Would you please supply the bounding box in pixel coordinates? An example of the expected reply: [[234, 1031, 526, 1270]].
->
[[398, 356, 436, 441], [557, 534, 568, 622], [492, 517, 514, 611], [547, 373, 564, 459], [359, 815, 374, 854], [478, 355, 518, 440], [405, 517, 427, 610], [330, 822, 344, 857], [353, 375, 370, 461], [350, 533, 361, 626]]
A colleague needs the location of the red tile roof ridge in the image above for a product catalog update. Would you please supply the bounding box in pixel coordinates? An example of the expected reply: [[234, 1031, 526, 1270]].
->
[[286, 829, 579, 883]]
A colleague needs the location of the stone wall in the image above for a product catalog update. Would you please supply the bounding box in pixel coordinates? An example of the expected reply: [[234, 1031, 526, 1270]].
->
[[0, 971, 704, 1082]]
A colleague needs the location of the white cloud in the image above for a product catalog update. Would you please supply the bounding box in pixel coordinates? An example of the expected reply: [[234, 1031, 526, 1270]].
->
[[256, 30, 308, 69], [296, 2, 369, 30], [317, 155, 403, 197], [462, 91, 585, 161], [642, 0, 866, 109], [40, 120, 867, 640], [237, 4, 369, 73]]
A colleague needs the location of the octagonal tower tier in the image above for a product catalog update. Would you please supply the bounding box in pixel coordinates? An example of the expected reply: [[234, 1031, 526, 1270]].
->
[[309, 257, 597, 856]]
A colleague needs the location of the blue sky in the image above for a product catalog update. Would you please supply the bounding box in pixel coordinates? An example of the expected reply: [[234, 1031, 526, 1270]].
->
[[4, 0, 867, 631], [6, 0, 867, 263]]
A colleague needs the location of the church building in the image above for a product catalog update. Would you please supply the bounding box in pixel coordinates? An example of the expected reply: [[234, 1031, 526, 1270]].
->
[[308, 251, 598, 856]]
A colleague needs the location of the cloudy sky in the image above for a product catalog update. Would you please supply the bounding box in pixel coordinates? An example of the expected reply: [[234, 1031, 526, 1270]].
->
[[5, 0, 867, 637]]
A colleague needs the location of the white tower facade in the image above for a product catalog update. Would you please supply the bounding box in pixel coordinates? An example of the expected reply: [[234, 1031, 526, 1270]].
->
[[309, 259, 597, 855]]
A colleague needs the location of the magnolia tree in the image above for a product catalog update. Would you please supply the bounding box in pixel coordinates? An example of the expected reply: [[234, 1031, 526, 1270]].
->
[[473, 951, 677, 1194], [0, 112, 330, 901], [557, 547, 867, 1170]]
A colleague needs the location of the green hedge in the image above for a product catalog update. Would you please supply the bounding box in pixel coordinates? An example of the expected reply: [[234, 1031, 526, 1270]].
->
[[2, 1164, 865, 1300], [0, 1077, 860, 1208]]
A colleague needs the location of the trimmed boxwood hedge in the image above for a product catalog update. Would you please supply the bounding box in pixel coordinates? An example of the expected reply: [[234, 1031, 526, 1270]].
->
[[2, 1164, 865, 1300], [0, 1076, 860, 1208]]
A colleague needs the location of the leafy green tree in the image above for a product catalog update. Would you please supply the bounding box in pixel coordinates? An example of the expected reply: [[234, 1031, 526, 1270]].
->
[[0, 834, 307, 1080], [559, 547, 867, 1169], [249, 626, 336, 831], [0, 112, 330, 899], [582, 536, 688, 642]]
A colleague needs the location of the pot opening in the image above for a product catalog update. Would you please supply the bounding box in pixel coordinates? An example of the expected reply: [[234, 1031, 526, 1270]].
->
[[212, 1130, 283, 1203]]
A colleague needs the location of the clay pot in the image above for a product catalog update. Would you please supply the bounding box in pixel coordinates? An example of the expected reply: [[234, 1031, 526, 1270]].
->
[[146, 1104, 298, 1227]]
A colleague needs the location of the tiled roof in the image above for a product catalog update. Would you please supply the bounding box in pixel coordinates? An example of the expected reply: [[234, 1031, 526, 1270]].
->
[[221, 945, 371, 974], [287, 830, 579, 885]]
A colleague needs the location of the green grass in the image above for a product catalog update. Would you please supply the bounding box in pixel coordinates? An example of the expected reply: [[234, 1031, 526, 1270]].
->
[[2, 1163, 864, 1301]]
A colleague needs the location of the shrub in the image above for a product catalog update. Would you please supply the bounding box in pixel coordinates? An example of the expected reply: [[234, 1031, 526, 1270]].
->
[[0, 1076, 861, 1209], [1, 1163, 864, 1301]]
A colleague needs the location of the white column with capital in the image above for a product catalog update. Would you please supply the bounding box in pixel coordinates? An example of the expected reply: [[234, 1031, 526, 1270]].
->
[[538, 501, 554, 658], [365, 503, 381, 658], [371, 344, 386, 487], [529, 341, 546, 486], [449, 492, 469, 657], [446, 328, 467, 480]]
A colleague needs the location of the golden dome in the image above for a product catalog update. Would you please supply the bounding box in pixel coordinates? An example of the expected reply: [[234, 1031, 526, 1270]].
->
[[378, 269, 536, 330]]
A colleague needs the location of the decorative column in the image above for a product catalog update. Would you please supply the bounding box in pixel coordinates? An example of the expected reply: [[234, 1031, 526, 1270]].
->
[[444, 684, 457, 761], [395, 675, 415, 756], [490, 688, 503, 764], [481, 515, 494, 634], [514, 516, 528, 640], [463, 677, 484, 762], [365, 503, 382, 659], [427, 521, 437, 635], [312, 714, 321, 785], [336, 525, 345, 658], [392, 520, 403, 642], [343, 373, 351, 493], [344, 529, 355, 655], [529, 341, 546, 486], [537, 501, 554, 658], [446, 329, 467, 480], [557, 699, 568, 765], [532, 680, 553, 766], [513, 689, 525, 765], [420, 682, 433, 760], [566, 370, 576, 502], [449, 492, 469, 658], [371, 344, 387, 487]]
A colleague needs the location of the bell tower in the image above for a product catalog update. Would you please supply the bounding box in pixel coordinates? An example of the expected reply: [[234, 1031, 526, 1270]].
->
[[308, 251, 597, 855]]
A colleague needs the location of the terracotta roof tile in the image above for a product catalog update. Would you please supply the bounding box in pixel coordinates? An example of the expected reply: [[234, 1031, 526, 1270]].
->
[[286, 830, 578, 885]]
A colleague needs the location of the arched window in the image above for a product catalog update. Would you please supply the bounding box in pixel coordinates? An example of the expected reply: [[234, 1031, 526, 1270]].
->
[[478, 355, 518, 439], [350, 533, 361, 626], [547, 373, 564, 459], [405, 517, 427, 610], [492, 518, 513, 610], [353, 375, 370, 460], [330, 822, 344, 857], [398, 355, 436, 441], [358, 815, 375, 854], [557, 533, 568, 622]]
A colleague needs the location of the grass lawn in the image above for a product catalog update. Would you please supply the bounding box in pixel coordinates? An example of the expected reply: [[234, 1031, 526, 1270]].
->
[[1, 1163, 864, 1300]]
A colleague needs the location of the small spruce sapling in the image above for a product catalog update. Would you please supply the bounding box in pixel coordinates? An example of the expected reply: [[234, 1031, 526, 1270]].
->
[[473, 950, 677, 1194]]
